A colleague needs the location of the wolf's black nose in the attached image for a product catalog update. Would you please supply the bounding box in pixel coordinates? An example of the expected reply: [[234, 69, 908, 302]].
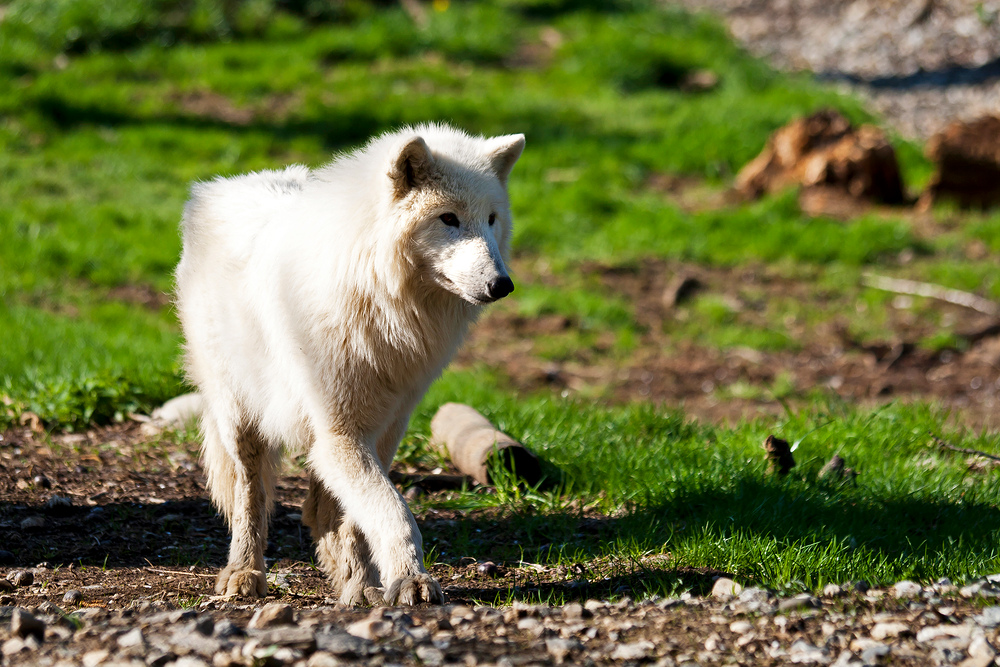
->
[[486, 276, 514, 300]]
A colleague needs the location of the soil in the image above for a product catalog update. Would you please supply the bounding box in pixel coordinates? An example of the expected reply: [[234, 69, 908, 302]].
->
[[458, 257, 1000, 430]]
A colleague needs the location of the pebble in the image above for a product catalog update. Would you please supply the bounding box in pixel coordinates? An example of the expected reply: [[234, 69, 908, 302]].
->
[[711, 578, 741, 598], [822, 583, 843, 597], [476, 561, 499, 578], [860, 642, 890, 665], [788, 638, 830, 663], [32, 475, 51, 489], [966, 636, 997, 667], [19, 516, 45, 530], [546, 637, 581, 663], [248, 602, 294, 629], [870, 622, 909, 640], [611, 640, 655, 661], [11, 608, 45, 640], [7, 570, 33, 587], [779, 594, 821, 612], [974, 606, 1000, 628], [892, 580, 922, 599], [729, 620, 753, 634], [0, 580, 13, 593], [62, 589, 83, 604]]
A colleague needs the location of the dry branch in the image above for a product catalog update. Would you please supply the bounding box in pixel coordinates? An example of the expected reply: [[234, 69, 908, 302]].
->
[[862, 273, 1000, 317], [929, 433, 1000, 463]]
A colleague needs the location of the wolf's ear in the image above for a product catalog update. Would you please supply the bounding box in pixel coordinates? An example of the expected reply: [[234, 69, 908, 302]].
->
[[389, 136, 435, 200], [485, 134, 525, 184]]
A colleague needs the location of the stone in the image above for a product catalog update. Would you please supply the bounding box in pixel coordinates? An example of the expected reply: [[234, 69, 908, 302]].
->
[[870, 622, 909, 641], [611, 641, 655, 661], [250, 626, 316, 651], [0, 580, 13, 593], [822, 584, 843, 598], [416, 645, 445, 666], [346, 616, 392, 640], [7, 570, 33, 587], [248, 603, 294, 629], [476, 561, 499, 578], [973, 606, 1000, 628], [788, 639, 831, 664], [892, 580, 922, 599], [82, 649, 110, 667], [963, 636, 997, 667], [315, 627, 370, 657], [20, 516, 45, 530], [860, 643, 890, 666], [307, 653, 344, 667], [62, 590, 83, 604], [117, 627, 145, 649], [711, 578, 742, 598], [729, 621, 753, 634], [11, 608, 45, 640], [213, 619, 243, 638], [546, 637, 581, 664], [916, 624, 973, 642], [779, 594, 821, 612]]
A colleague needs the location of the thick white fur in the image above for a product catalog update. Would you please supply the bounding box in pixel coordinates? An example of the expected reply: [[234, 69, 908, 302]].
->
[[175, 124, 524, 604]]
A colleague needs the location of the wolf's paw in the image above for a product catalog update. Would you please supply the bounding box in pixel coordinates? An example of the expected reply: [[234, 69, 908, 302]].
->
[[338, 580, 386, 607], [216, 566, 267, 597], [384, 573, 444, 606]]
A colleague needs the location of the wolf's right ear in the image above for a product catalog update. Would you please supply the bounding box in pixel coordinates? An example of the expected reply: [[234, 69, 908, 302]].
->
[[389, 136, 435, 200]]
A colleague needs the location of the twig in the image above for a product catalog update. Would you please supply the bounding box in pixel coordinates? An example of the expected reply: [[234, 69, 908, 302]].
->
[[929, 432, 1000, 463], [145, 567, 216, 578], [862, 273, 999, 317]]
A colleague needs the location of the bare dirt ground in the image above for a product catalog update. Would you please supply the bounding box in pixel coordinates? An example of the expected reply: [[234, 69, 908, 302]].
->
[[458, 256, 1000, 430], [5, 424, 1000, 666]]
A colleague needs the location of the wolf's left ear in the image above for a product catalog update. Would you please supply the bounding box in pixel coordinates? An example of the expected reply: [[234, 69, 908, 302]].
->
[[485, 134, 525, 184], [390, 136, 435, 200]]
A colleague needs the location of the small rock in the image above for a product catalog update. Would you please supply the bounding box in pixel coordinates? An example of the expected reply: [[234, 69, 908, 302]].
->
[[974, 606, 1000, 628], [788, 639, 830, 664], [315, 627, 369, 657], [7, 570, 33, 587], [893, 580, 922, 599], [62, 590, 82, 604], [860, 643, 890, 665], [346, 616, 392, 641], [711, 578, 742, 598], [965, 636, 997, 667], [870, 622, 909, 640], [822, 583, 843, 597], [916, 624, 973, 642], [11, 608, 44, 640], [117, 627, 145, 649], [611, 641, 654, 661], [851, 580, 870, 593], [213, 619, 243, 637], [82, 649, 110, 667], [19, 516, 44, 530], [779, 594, 821, 612], [43, 495, 73, 515], [729, 621, 753, 634], [307, 653, 344, 667], [248, 603, 294, 629], [0, 581, 13, 593], [250, 626, 316, 651], [476, 561, 499, 578], [562, 602, 591, 620], [546, 637, 582, 664], [32, 475, 51, 489], [415, 645, 445, 666]]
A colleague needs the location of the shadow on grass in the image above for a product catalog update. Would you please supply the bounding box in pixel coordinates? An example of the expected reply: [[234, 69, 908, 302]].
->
[[4, 475, 998, 601]]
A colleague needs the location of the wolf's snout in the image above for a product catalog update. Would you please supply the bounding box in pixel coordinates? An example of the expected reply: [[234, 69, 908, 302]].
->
[[486, 276, 514, 301]]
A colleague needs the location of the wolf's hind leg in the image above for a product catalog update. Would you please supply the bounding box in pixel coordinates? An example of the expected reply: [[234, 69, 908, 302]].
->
[[203, 417, 277, 597], [302, 473, 382, 605]]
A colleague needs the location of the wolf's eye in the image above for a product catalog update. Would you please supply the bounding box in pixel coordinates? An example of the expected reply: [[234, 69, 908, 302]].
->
[[488, 213, 496, 226], [440, 213, 460, 228]]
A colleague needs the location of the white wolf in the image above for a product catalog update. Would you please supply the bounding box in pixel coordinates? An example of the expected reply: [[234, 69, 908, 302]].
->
[[174, 124, 524, 605]]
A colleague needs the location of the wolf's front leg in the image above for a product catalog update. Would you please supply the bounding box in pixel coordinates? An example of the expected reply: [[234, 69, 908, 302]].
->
[[302, 473, 383, 605], [309, 433, 443, 606], [203, 419, 277, 597]]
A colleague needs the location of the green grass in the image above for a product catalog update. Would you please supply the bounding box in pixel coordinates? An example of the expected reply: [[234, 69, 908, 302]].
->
[[407, 372, 1000, 598], [3, 0, 1000, 597]]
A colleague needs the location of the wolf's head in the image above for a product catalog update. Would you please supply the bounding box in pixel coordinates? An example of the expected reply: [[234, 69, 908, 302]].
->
[[387, 126, 524, 306]]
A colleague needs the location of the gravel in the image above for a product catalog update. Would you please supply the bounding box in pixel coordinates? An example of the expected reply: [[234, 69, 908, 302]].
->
[[673, 0, 1000, 139], [4, 581, 1000, 665]]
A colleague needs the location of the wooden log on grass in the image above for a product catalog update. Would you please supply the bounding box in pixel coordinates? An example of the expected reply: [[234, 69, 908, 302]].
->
[[430, 403, 542, 487]]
